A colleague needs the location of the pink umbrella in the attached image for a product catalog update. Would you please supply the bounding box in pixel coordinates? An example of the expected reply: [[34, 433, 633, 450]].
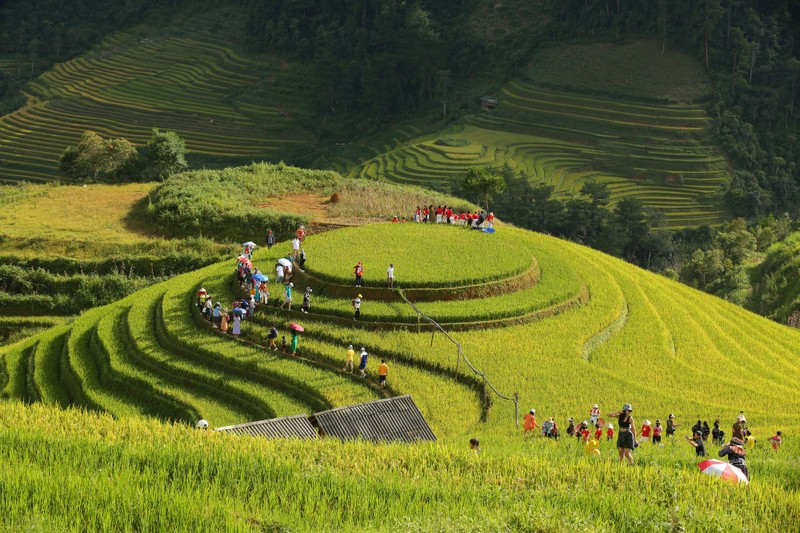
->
[[288, 323, 304, 332], [697, 459, 748, 484]]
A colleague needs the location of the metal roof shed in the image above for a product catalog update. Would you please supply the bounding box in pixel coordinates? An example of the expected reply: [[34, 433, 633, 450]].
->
[[309, 395, 436, 443], [216, 414, 319, 439]]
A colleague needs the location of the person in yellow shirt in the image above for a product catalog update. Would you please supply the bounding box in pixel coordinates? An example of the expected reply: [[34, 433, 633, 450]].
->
[[377, 359, 389, 388], [343, 344, 355, 373]]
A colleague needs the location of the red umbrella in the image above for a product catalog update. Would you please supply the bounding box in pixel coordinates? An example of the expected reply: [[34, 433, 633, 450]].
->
[[288, 323, 304, 332], [698, 459, 748, 484]]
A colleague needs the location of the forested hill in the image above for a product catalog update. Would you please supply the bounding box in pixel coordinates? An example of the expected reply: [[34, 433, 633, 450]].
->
[[1, 1, 799, 220]]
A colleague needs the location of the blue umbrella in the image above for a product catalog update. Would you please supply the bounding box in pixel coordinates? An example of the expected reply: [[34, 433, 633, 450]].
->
[[253, 273, 268, 282], [232, 307, 245, 316], [482, 227, 496, 234]]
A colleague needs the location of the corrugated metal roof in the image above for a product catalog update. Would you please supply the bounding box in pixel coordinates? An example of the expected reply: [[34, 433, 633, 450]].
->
[[215, 414, 318, 439], [309, 395, 436, 443]]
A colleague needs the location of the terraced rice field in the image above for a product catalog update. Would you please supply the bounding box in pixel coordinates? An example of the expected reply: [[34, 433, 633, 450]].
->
[[0, 32, 317, 183], [3, 223, 798, 444], [349, 83, 730, 229]]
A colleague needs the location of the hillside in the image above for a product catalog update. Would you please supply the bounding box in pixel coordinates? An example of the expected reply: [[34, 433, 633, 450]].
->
[[1, 221, 799, 529]]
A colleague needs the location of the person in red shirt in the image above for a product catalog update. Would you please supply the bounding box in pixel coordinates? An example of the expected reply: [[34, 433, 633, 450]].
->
[[652, 420, 663, 445], [422, 207, 429, 222], [486, 211, 495, 229], [296, 225, 306, 242], [606, 423, 615, 441], [769, 431, 782, 451], [581, 423, 591, 443], [414, 206, 421, 222], [435, 205, 443, 223], [639, 420, 652, 443], [594, 423, 603, 441], [459, 212, 466, 226], [391, 216, 399, 223]]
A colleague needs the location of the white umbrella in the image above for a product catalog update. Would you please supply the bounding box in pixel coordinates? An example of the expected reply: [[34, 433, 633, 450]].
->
[[277, 258, 292, 268], [243, 241, 257, 249]]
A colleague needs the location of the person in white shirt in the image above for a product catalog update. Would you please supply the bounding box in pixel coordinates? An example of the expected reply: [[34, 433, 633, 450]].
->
[[387, 264, 395, 288], [291, 237, 300, 258]]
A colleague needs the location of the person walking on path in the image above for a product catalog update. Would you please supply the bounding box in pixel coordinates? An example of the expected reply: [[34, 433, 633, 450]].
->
[[296, 225, 306, 243], [291, 237, 301, 259], [301, 287, 312, 313], [267, 326, 279, 351], [387, 264, 394, 288], [353, 294, 362, 320], [685, 431, 707, 457], [608, 404, 637, 465], [266, 229, 276, 249], [280, 282, 293, 310], [343, 344, 355, 372], [358, 347, 368, 378], [718, 437, 749, 480], [220, 309, 229, 333], [523, 409, 539, 435], [377, 359, 389, 388], [652, 420, 663, 445], [290, 330, 299, 356], [232, 314, 241, 336], [354, 262, 364, 287]]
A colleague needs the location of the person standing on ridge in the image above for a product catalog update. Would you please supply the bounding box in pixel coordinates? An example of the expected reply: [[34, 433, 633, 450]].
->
[[354, 261, 364, 287], [280, 282, 293, 310], [291, 236, 301, 259], [387, 264, 395, 288], [266, 229, 276, 249], [343, 344, 355, 372], [353, 293, 362, 320], [290, 329, 299, 356], [268, 326, 279, 351], [377, 359, 389, 388], [608, 404, 637, 465], [358, 347, 368, 378], [296, 224, 306, 243]]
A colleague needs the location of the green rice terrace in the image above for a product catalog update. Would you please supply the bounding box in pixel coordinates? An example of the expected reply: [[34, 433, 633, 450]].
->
[[1, 223, 798, 529], [0, 31, 317, 184], [348, 84, 730, 229]]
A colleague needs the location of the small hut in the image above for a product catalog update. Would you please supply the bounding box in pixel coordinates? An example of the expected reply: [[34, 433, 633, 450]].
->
[[480, 96, 498, 110], [309, 395, 436, 443], [215, 414, 318, 439]]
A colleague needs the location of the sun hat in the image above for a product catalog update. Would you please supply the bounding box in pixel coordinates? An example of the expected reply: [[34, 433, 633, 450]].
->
[[529, 409, 535, 414], [607, 423, 614, 429], [656, 419, 661, 423], [348, 344, 353, 349], [289, 282, 294, 287], [622, 403, 633, 411], [358, 294, 362, 298], [644, 420, 651, 426], [582, 420, 588, 425], [593, 404, 598, 408], [197, 419, 209, 429], [568, 417, 573, 421], [669, 413, 675, 418]]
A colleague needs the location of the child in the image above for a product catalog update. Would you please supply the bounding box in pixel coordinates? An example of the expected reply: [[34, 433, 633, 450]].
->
[[580, 422, 591, 444], [594, 423, 603, 441], [343, 344, 355, 373], [652, 420, 663, 445], [606, 423, 615, 441], [639, 420, 652, 443], [769, 431, 782, 451], [280, 335, 287, 352], [469, 438, 480, 456], [259, 281, 269, 305]]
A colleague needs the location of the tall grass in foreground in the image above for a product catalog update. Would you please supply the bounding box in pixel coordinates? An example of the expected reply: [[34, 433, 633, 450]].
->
[[0, 402, 797, 532]]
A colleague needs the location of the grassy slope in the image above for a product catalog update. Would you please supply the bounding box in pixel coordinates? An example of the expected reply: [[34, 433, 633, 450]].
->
[[1, 222, 799, 529]]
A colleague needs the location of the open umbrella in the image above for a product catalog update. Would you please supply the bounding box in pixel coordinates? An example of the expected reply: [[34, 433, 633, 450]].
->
[[482, 227, 496, 234], [232, 307, 245, 316], [288, 322, 304, 332], [277, 258, 292, 267], [243, 241, 257, 249], [238, 255, 250, 263], [698, 459, 748, 484], [253, 273, 268, 282]]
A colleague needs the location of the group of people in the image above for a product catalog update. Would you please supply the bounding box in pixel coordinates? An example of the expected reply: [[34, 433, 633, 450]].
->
[[523, 403, 784, 479], [402, 205, 494, 229], [341, 344, 389, 387]]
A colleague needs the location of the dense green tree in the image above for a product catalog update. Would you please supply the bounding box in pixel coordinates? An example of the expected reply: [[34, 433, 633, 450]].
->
[[142, 129, 189, 181], [463, 167, 506, 210], [59, 131, 137, 183]]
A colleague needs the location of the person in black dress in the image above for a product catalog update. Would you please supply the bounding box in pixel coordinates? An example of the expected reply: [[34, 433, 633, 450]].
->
[[607, 403, 637, 465]]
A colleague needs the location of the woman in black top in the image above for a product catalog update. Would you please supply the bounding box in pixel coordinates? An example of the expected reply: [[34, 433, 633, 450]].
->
[[607, 403, 637, 465], [719, 437, 749, 480]]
